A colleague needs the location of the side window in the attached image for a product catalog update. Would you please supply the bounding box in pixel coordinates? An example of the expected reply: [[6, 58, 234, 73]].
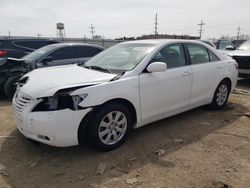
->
[[151, 43, 186, 69], [77, 46, 103, 58], [218, 40, 233, 50], [186, 44, 210, 64], [49, 47, 77, 60], [208, 50, 220, 62]]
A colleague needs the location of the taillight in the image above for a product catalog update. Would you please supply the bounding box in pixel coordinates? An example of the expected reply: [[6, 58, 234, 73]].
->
[[0, 50, 8, 56]]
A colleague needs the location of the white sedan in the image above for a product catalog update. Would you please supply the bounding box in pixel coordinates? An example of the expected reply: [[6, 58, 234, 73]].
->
[[12, 39, 238, 151]]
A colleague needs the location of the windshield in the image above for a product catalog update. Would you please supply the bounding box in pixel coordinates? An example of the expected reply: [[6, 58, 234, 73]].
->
[[238, 40, 250, 50], [84, 43, 156, 72], [22, 45, 54, 62]]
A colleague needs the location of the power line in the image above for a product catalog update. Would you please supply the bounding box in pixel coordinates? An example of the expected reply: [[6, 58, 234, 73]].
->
[[236, 26, 241, 39], [154, 13, 158, 35], [89, 24, 95, 38], [198, 20, 205, 38]]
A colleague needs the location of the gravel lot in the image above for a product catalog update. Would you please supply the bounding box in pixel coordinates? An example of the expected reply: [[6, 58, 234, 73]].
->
[[0, 78, 250, 188]]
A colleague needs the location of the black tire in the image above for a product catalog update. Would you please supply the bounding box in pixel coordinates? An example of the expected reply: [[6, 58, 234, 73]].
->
[[210, 80, 230, 110], [4, 74, 22, 99], [88, 102, 133, 151]]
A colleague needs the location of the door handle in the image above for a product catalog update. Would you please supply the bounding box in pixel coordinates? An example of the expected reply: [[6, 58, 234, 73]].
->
[[216, 66, 223, 69], [182, 71, 191, 77]]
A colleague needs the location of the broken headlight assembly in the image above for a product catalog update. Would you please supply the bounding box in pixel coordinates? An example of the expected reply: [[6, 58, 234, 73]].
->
[[32, 93, 88, 112]]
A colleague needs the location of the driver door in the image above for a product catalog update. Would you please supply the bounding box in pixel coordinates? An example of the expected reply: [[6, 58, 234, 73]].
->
[[139, 43, 192, 124]]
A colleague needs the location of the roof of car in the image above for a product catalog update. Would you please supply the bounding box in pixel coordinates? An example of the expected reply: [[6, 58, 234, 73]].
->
[[123, 39, 207, 45], [0, 37, 59, 42], [46, 42, 105, 49]]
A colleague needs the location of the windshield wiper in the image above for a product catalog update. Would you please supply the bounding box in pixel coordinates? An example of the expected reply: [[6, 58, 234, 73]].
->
[[84, 65, 111, 73]]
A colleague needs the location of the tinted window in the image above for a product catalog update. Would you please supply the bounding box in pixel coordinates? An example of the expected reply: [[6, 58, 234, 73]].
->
[[218, 40, 234, 50], [151, 43, 186, 69], [186, 44, 210, 64], [77, 46, 103, 58], [49, 47, 77, 60], [13, 40, 57, 49], [208, 50, 220, 62]]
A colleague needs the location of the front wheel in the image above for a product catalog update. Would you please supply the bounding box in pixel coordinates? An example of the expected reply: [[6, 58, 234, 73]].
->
[[88, 102, 132, 151], [210, 80, 230, 110], [4, 74, 22, 99]]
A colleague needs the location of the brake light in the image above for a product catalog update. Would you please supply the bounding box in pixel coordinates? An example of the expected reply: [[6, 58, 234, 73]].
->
[[0, 50, 8, 56]]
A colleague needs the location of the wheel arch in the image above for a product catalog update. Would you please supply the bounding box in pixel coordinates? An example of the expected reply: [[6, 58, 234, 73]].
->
[[220, 77, 232, 91], [77, 98, 137, 144]]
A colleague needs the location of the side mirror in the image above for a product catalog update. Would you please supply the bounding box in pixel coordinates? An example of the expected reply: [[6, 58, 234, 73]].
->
[[147, 62, 167, 73], [41, 56, 53, 65], [225, 45, 236, 51]]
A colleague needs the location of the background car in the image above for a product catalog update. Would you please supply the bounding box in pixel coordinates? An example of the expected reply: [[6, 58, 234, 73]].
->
[[0, 43, 105, 98], [214, 39, 236, 50], [227, 40, 250, 78], [0, 37, 60, 59], [200, 40, 216, 48], [232, 39, 247, 48]]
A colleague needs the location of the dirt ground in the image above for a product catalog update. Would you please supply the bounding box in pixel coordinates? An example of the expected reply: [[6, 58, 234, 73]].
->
[[0, 79, 250, 188]]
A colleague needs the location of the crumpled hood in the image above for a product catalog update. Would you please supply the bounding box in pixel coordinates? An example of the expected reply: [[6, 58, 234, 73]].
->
[[226, 49, 250, 57], [19, 64, 117, 98]]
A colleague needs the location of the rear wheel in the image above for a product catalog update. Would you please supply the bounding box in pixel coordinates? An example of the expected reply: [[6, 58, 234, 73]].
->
[[88, 102, 132, 151], [210, 80, 230, 110], [4, 74, 22, 99]]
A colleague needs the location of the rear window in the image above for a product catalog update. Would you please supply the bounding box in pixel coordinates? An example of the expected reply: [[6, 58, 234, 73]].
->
[[13, 40, 57, 49]]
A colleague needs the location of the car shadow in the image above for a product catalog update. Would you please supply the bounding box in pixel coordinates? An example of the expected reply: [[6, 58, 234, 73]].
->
[[0, 100, 248, 187]]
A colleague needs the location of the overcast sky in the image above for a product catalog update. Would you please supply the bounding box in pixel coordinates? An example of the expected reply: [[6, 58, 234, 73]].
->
[[1, 0, 250, 39]]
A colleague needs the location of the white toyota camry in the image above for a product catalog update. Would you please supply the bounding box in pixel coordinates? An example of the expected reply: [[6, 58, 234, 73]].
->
[[13, 39, 238, 151]]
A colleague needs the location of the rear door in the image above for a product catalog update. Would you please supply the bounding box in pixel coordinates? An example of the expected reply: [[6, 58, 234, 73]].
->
[[185, 43, 223, 105]]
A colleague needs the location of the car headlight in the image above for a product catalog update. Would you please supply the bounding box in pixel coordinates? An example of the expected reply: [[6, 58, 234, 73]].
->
[[32, 93, 88, 112]]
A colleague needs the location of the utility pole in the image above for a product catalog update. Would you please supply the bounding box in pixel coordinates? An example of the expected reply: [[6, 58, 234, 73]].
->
[[89, 24, 95, 39], [8, 31, 10, 38], [236, 26, 241, 39], [154, 13, 158, 35], [198, 20, 205, 39], [37, 33, 41, 38]]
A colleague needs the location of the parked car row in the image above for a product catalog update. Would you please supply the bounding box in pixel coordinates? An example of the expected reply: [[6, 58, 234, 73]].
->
[[226, 40, 250, 78], [201, 39, 247, 51], [0, 37, 60, 59], [200, 39, 250, 78], [0, 43, 104, 97], [12, 39, 238, 151]]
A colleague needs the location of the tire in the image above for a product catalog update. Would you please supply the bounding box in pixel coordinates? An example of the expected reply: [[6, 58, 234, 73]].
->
[[4, 74, 22, 99], [210, 80, 230, 110], [88, 102, 133, 151]]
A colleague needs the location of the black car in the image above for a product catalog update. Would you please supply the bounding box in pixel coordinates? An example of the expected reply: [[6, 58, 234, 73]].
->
[[227, 40, 250, 78], [0, 43, 105, 98], [0, 37, 59, 59]]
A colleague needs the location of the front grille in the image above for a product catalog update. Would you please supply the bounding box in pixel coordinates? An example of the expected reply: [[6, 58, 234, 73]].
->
[[232, 56, 250, 69], [14, 92, 32, 112]]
